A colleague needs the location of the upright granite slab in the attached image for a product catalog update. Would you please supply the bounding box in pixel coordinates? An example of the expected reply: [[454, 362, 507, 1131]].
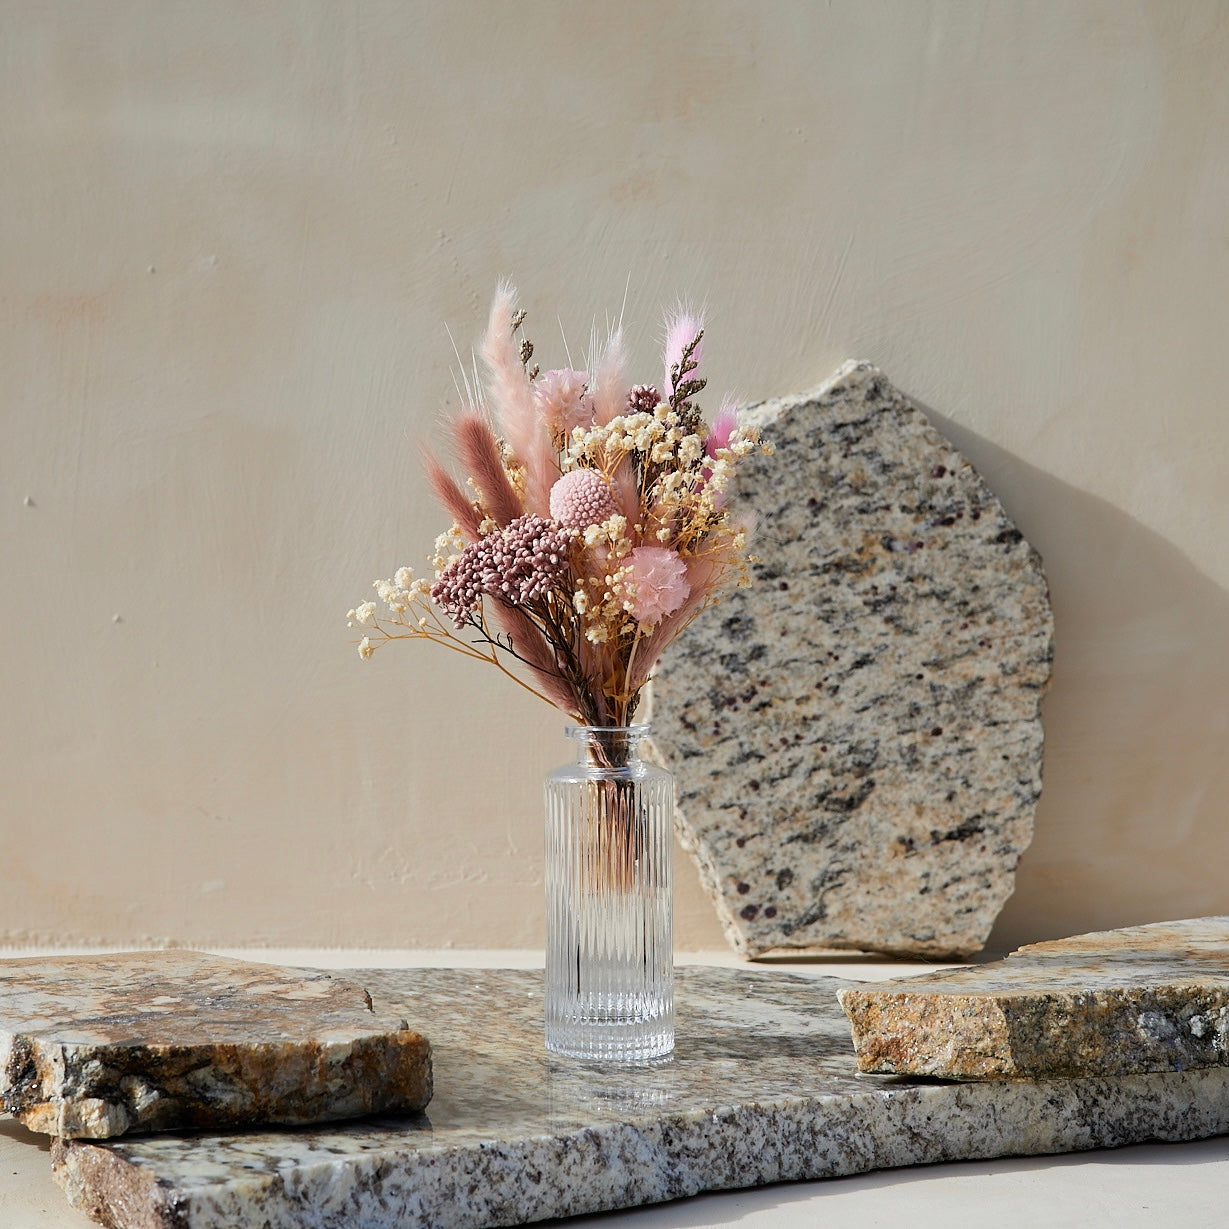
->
[[840, 917, 1229, 1080], [650, 362, 1053, 958], [0, 952, 431, 1139], [53, 965, 1229, 1229]]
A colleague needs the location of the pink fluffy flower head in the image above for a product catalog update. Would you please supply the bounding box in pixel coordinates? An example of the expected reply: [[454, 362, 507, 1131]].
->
[[549, 468, 620, 531], [627, 546, 690, 627], [533, 368, 594, 436]]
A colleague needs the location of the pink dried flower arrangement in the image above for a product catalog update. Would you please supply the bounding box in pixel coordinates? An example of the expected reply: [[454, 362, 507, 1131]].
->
[[348, 285, 769, 727]]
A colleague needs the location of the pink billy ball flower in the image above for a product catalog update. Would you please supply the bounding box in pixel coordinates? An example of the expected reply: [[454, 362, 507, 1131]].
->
[[533, 369, 594, 435], [549, 468, 620, 531], [627, 546, 690, 626]]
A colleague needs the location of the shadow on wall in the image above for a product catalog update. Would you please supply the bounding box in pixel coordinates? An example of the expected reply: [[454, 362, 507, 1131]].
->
[[918, 407, 1229, 953]]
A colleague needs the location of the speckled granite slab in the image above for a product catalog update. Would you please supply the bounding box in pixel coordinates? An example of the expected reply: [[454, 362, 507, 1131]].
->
[[650, 362, 1054, 958], [0, 952, 431, 1139], [840, 917, 1229, 1079], [53, 966, 1229, 1229]]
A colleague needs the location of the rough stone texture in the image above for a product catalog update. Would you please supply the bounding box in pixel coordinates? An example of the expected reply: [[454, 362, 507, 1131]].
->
[[649, 362, 1054, 958], [0, 951, 431, 1138], [52, 965, 1229, 1229], [839, 917, 1229, 1080]]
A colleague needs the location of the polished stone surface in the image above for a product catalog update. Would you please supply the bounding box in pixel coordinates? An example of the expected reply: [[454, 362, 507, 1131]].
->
[[54, 965, 1229, 1229], [840, 917, 1229, 1079], [0, 952, 431, 1139], [649, 362, 1053, 958]]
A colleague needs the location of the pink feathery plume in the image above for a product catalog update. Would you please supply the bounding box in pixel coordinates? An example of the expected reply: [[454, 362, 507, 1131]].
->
[[453, 411, 523, 528], [481, 284, 556, 517], [423, 448, 481, 540], [492, 605, 581, 716], [590, 328, 628, 426], [609, 456, 641, 536], [663, 308, 704, 398], [701, 394, 742, 510], [707, 395, 739, 456]]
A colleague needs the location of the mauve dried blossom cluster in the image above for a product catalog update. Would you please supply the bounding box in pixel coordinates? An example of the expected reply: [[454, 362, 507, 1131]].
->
[[431, 515, 572, 625], [349, 284, 768, 727]]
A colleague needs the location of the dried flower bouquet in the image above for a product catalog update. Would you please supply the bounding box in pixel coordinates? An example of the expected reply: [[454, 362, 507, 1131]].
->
[[348, 285, 768, 732]]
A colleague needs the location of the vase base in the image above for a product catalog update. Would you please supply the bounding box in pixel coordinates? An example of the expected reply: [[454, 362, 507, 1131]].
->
[[545, 1015, 674, 1064]]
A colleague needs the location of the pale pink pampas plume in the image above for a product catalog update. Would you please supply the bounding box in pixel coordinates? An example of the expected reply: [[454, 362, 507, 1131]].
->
[[701, 394, 742, 510], [589, 328, 629, 426], [533, 369, 594, 436], [423, 449, 481, 540], [481, 284, 557, 516], [706, 395, 739, 455], [453, 411, 523, 527], [663, 307, 704, 397], [609, 456, 641, 533], [493, 605, 581, 716]]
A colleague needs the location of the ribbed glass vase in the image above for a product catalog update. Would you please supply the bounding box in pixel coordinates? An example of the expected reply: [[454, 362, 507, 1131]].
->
[[544, 725, 674, 1063]]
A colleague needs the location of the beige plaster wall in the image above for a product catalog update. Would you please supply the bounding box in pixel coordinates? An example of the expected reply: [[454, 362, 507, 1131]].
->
[[3, 1, 1227, 953]]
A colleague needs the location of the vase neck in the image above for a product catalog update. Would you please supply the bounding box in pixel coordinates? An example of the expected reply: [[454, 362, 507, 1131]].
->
[[568, 724, 649, 768]]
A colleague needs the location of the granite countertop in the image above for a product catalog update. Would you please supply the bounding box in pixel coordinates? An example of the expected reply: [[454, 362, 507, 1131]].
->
[[2, 949, 1228, 1229]]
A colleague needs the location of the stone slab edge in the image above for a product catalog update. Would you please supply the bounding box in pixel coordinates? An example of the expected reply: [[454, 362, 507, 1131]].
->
[[838, 917, 1229, 1079], [52, 1069, 1229, 1227]]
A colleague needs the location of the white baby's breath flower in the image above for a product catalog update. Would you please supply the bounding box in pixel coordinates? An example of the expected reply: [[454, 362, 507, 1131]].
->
[[678, 435, 703, 466], [358, 636, 374, 659], [354, 602, 377, 625]]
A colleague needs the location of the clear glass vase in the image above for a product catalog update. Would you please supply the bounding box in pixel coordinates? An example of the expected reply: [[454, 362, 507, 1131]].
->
[[544, 724, 674, 1063]]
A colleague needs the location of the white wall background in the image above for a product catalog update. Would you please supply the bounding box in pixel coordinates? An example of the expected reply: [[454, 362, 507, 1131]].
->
[[3, 1, 1227, 953]]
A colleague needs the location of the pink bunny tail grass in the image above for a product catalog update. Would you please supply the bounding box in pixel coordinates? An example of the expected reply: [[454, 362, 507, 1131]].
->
[[481, 283, 537, 442], [453, 411, 524, 527], [627, 555, 722, 694], [481, 284, 558, 517], [590, 328, 629, 426], [707, 395, 740, 455], [492, 604, 582, 716], [663, 307, 705, 394], [423, 447, 482, 540]]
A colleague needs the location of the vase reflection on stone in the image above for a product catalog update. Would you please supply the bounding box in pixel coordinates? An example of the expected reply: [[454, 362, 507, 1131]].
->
[[545, 725, 673, 1063]]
